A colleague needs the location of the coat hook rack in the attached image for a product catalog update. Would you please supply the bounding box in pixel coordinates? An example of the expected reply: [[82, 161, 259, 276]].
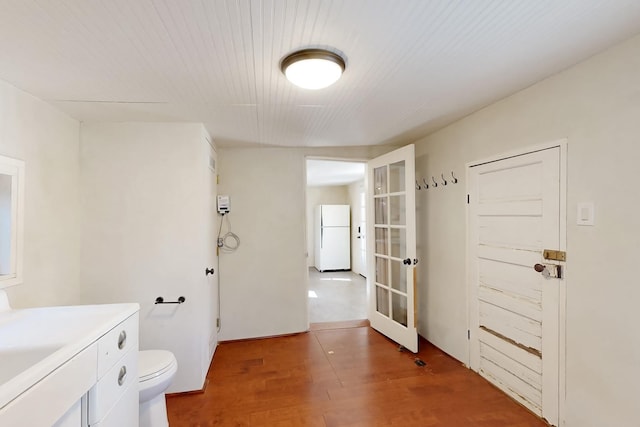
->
[[441, 173, 448, 186], [431, 176, 438, 188], [422, 178, 429, 190], [451, 171, 458, 184]]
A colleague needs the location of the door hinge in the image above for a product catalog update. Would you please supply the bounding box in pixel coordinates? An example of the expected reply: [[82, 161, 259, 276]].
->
[[467, 194, 470, 204], [467, 329, 470, 340], [216, 318, 220, 328]]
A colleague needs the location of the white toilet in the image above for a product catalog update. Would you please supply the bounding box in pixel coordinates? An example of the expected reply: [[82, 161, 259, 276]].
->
[[138, 350, 178, 427]]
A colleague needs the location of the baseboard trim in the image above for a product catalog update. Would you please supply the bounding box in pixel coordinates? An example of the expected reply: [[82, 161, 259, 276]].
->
[[218, 330, 307, 344], [309, 319, 369, 331], [166, 378, 209, 397]]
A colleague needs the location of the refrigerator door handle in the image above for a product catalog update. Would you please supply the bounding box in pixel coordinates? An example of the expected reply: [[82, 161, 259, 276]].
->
[[320, 227, 323, 249]]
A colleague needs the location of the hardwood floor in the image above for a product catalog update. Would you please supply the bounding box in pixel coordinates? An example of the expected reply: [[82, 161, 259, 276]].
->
[[167, 324, 548, 426]]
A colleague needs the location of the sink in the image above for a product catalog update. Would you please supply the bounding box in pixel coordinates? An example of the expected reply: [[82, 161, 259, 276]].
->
[[0, 303, 139, 411], [0, 347, 62, 385]]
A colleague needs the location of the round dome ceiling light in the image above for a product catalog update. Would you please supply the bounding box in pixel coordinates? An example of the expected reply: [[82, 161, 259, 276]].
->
[[280, 48, 346, 90]]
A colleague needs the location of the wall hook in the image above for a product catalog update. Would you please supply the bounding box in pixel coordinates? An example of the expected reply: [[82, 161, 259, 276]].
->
[[441, 173, 448, 186], [431, 176, 438, 188], [422, 178, 429, 189], [451, 171, 458, 184], [415, 180, 421, 190]]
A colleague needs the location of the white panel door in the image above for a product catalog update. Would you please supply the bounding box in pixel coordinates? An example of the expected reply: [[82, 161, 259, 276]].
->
[[205, 139, 218, 363], [468, 145, 565, 425], [353, 186, 367, 277], [367, 144, 418, 353]]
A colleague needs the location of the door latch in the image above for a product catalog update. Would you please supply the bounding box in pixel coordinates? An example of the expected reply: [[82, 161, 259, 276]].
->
[[534, 263, 562, 279], [543, 249, 566, 262]]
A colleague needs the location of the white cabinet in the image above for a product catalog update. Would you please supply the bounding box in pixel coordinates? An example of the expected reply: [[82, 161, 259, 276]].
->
[[53, 399, 83, 427], [0, 304, 139, 427], [0, 341, 98, 426], [88, 313, 139, 426], [95, 313, 139, 378], [91, 381, 138, 426]]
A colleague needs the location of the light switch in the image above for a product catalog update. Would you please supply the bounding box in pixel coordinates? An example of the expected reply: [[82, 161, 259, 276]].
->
[[577, 202, 595, 226]]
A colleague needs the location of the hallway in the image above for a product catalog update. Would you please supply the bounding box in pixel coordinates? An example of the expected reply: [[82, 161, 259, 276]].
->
[[308, 268, 367, 323], [166, 324, 547, 426]]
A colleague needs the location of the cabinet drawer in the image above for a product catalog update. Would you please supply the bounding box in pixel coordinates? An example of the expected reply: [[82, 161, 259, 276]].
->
[[90, 381, 138, 427], [88, 348, 138, 424], [97, 313, 139, 378]]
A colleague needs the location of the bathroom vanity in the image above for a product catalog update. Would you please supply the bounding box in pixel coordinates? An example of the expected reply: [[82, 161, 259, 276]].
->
[[0, 303, 139, 426]]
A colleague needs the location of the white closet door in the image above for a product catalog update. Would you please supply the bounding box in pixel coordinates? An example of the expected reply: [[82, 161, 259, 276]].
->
[[468, 145, 565, 425]]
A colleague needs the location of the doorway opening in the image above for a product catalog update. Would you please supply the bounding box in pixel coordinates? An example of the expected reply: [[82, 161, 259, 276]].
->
[[305, 158, 367, 324]]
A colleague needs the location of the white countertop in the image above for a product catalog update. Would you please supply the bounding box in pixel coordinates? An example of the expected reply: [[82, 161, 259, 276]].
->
[[0, 303, 139, 411]]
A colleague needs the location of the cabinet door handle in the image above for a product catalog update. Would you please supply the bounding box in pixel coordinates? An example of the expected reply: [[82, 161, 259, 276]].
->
[[118, 365, 127, 386], [118, 330, 127, 350]]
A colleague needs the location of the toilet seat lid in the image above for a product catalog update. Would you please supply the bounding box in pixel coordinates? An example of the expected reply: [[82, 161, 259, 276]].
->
[[139, 350, 177, 381]]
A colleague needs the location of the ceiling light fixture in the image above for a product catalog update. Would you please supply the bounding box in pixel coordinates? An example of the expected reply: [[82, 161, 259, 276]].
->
[[280, 48, 346, 90]]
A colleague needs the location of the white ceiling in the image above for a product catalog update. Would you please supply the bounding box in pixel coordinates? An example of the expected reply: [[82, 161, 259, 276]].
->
[[306, 159, 364, 187], [1, 1, 639, 148]]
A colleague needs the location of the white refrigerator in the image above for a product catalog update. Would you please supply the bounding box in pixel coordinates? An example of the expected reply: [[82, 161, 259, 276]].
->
[[315, 205, 351, 272]]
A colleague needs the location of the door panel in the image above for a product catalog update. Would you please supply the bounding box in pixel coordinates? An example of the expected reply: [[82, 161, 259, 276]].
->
[[367, 144, 417, 353], [352, 183, 367, 276], [206, 141, 218, 363], [469, 146, 564, 425]]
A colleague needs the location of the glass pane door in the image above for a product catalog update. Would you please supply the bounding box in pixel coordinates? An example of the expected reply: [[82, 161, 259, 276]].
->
[[367, 145, 417, 352]]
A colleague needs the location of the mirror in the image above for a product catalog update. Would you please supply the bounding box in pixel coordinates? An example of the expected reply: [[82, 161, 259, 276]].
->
[[0, 154, 25, 288]]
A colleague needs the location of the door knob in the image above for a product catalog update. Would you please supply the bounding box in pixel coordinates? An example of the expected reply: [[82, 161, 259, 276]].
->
[[534, 263, 562, 278], [403, 258, 411, 265], [205, 268, 215, 276]]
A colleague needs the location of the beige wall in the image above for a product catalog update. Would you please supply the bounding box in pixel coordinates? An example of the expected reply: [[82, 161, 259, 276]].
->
[[0, 80, 81, 308], [217, 148, 308, 340], [306, 185, 350, 268], [413, 33, 640, 426], [217, 145, 391, 340], [79, 122, 215, 393]]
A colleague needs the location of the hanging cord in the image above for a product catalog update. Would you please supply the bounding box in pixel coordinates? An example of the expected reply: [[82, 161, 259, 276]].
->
[[217, 213, 240, 253]]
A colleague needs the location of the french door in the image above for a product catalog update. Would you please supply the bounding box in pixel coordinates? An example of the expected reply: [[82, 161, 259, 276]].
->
[[367, 144, 418, 353]]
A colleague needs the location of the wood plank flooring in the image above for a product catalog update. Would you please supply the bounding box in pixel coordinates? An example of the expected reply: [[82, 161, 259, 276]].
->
[[167, 324, 548, 426]]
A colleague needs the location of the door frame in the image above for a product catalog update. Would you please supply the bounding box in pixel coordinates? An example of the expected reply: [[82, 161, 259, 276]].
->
[[304, 156, 369, 269], [303, 156, 369, 325], [465, 139, 567, 426], [366, 144, 418, 353]]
